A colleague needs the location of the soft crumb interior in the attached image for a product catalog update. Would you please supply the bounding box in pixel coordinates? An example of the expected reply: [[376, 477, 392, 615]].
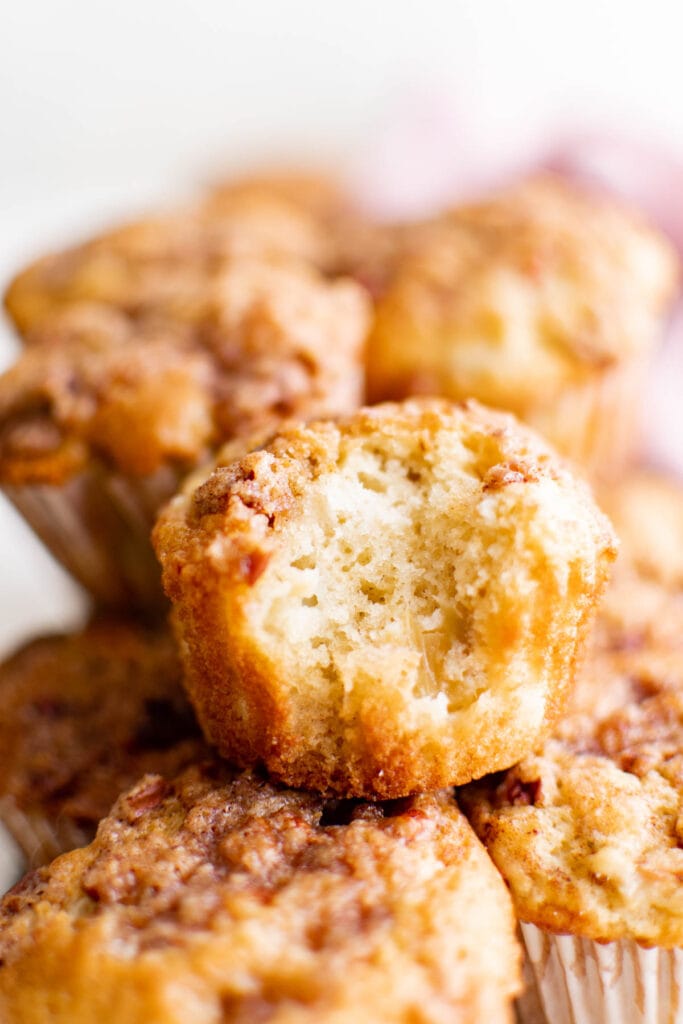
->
[[246, 429, 576, 735]]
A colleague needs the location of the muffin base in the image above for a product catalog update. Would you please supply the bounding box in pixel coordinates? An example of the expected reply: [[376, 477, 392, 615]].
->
[[519, 921, 683, 1024], [3, 465, 181, 611]]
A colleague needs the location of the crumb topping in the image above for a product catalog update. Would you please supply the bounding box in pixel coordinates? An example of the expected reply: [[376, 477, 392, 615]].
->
[[0, 764, 521, 1023], [0, 260, 368, 481], [367, 176, 678, 408]]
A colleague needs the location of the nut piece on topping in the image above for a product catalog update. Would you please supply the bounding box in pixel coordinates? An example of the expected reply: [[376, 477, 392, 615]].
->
[[0, 763, 522, 1024], [154, 397, 616, 798]]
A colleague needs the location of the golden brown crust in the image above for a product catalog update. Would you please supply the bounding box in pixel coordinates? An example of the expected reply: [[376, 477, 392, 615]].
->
[[0, 764, 521, 1024], [3, 181, 335, 336], [0, 620, 207, 865], [0, 259, 368, 483], [462, 471, 683, 946], [4, 168, 383, 341], [154, 398, 616, 798], [366, 177, 678, 471], [462, 683, 683, 946]]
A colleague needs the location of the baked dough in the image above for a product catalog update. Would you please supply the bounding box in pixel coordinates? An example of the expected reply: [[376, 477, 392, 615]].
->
[[154, 398, 616, 796]]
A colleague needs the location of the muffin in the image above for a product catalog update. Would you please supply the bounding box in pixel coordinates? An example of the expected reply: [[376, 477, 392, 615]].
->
[[0, 258, 369, 609], [0, 618, 207, 866], [153, 398, 616, 798], [366, 177, 678, 478], [463, 641, 683, 1024], [3, 174, 345, 337], [0, 763, 522, 1024]]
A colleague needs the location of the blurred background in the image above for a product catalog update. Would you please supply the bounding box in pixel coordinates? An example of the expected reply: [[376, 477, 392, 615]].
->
[[2, 0, 683, 657]]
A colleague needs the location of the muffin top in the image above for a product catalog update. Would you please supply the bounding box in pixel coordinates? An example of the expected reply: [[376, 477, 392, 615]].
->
[[367, 176, 678, 407], [0, 619, 207, 865], [0, 258, 369, 483], [0, 763, 522, 1024], [462, 658, 683, 947], [155, 398, 615, 797], [462, 473, 683, 947], [3, 175, 343, 336]]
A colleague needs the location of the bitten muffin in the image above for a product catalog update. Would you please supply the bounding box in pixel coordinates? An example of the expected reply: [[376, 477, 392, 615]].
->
[[0, 764, 522, 1024], [366, 177, 678, 477], [0, 258, 369, 608], [0, 619, 207, 866], [154, 398, 616, 798]]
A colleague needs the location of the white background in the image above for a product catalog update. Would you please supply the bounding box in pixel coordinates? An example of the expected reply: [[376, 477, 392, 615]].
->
[[1, 0, 683, 880]]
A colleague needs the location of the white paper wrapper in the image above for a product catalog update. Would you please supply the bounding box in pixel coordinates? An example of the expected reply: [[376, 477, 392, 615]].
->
[[3, 463, 181, 612], [519, 921, 683, 1024], [0, 821, 24, 897]]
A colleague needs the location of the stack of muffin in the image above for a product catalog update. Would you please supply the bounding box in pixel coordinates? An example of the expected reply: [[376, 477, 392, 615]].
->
[[0, 170, 680, 1024]]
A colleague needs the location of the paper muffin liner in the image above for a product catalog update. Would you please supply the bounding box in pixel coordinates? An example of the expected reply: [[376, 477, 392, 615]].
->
[[518, 921, 683, 1024], [0, 796, 92, 869], [527, 354, 646, 483], [3, 463, 182, 612]]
